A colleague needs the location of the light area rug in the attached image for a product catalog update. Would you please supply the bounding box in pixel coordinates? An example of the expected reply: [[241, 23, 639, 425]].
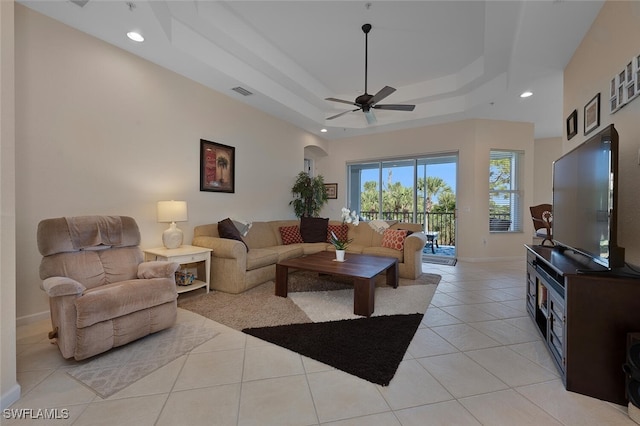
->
[[66, 322, 218, 398], [178, 271, 441, 330], [290, 285, 435, 322]]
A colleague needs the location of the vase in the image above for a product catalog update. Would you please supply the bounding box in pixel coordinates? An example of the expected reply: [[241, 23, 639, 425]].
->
[[335, 249, 346, 262]]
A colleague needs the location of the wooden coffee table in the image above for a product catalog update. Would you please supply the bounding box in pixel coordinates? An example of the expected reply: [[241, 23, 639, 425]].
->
[[275, 251, 398, 317]]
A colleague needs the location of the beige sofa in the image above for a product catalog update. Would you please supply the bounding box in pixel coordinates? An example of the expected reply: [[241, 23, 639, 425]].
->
[[192, 220, 427, 294]]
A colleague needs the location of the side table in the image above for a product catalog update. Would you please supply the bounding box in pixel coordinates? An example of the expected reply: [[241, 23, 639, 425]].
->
[[143, 245, 212, 294]]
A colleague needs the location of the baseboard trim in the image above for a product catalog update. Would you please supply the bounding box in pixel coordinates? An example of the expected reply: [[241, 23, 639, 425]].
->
[[0, 383, 21, 410], [16, 310, 50, 327]]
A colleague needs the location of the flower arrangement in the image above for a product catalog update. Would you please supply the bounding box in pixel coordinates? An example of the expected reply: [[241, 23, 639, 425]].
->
[[329, 208, 359, 250]]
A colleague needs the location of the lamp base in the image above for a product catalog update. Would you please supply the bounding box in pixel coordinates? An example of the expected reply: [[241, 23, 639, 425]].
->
[[162, 222, 183, 249]]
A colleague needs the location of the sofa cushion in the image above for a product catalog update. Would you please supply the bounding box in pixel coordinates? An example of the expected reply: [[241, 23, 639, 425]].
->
[[218, 218, 249, 252], [381, 229, 409, 251], [268, 244, 304, 261], [300, 217, 329, 243], [327, 224, 349, 243], [245, 248, 279, 271], [279, 226, 303, 245], [362, 246, 404, 262]]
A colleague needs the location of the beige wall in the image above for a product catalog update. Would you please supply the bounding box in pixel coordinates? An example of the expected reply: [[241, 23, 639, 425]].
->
[[564, 0, 640, 265], [316, 119, 536, 262], [533, 137, 562, 205], [0, 0, 19, 411], [14, 5, 324, 321]]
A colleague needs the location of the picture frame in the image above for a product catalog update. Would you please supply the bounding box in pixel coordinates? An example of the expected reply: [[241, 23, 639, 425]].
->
[[584, 93, 600, 136], [324, 183, 338, 199], [200, 139, 235, 193], [566, 109, 578, 140]]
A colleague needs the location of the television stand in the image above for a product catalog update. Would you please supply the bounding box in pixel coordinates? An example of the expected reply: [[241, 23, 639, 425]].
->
[[525, 244, 640, 405]]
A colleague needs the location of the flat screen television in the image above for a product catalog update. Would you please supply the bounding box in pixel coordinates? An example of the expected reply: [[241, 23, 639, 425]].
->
[[552, 124, 624, 269]]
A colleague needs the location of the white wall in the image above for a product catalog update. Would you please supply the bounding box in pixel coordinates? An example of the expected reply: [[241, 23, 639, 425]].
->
[[316, 119, 536, 262], [14, 5, 325, 321], [564, 0, 640, 265]]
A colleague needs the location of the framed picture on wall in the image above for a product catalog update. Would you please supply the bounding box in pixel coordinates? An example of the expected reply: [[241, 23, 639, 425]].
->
[[200, 139, 235, 193], [324, 183, 338, 199], [566, 109, 577, 140], [584, 93, 600, 136]]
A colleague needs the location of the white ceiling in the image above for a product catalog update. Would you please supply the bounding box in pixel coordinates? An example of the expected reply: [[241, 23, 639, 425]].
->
[[19, 0, 604, 140]]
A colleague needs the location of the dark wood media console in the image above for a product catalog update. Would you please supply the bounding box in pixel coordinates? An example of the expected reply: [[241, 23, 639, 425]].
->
[[525, 244, 640, 405]]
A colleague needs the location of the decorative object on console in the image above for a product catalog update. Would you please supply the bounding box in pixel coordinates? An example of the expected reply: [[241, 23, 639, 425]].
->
[[200, 139, 235, 193], [584, 93, 600, 135], [157, 200, 188, 249], [566, 109, 577, 140], [289, 171, 328, 218]]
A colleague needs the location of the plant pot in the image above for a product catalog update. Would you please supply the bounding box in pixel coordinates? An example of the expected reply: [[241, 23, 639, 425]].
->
[[335, 249, 346, 262]]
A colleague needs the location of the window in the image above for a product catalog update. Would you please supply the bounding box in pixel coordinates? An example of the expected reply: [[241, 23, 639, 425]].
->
[[489, 150, 523, 232]]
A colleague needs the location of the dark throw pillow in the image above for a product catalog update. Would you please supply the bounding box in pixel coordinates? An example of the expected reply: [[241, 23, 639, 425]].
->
[[218, 218, 249, 252], [300, 217, 329, 243]]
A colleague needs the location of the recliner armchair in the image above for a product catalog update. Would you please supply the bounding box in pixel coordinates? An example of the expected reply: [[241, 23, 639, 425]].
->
[[37, 215, 180, 360]]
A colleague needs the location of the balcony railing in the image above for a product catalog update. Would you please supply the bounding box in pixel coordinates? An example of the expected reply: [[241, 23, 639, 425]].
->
[[360, 211, 456, 246]]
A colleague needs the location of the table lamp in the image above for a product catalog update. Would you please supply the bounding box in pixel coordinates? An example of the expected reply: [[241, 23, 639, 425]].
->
[[157, 200, 188, 249]]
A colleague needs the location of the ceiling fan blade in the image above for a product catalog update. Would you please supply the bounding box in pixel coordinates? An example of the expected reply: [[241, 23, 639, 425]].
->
[[368, 86, 396, 105], [373, 104, 416, 111], [364, 110, 377, 124], [325, 97, 358, 106], [326, 109, 359, 120]]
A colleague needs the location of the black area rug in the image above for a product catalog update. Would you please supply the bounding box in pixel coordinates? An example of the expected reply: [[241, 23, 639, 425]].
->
[[243, 313, 423, 386]]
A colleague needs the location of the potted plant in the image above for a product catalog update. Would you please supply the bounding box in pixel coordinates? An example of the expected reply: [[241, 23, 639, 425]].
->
[[329, 207, 359, 261], [289, 172, 328, 218]]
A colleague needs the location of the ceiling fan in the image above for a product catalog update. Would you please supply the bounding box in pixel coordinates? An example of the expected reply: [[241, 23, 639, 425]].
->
[[325, 23, 415, 124]]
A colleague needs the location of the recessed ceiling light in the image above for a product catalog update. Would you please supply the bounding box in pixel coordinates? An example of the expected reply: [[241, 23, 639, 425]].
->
[[520, 91, 533, 98], [127, 31, 144, 42], [320, 128, 328, 133]]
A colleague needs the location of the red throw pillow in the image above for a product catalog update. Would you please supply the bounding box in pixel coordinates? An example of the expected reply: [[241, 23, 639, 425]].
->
[[279, 226, 303, 245], [381, 229, 409, 251], [327, 224, 349, 243]]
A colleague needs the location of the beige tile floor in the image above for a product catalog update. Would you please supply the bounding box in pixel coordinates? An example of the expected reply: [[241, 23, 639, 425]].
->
[[10, 259, 636, 425]]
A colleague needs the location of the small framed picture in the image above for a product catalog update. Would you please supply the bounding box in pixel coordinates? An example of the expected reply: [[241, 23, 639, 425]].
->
[[627, 82, 636, 102], [627, 62, 634, 83], [584, 93, 600, 136], [566, 109, 577, 140], [324, 183, 338, 199], [610, 78, 616, 97]]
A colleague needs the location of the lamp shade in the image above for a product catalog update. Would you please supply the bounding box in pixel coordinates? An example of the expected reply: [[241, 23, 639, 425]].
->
[[157, 201, 188, 223]]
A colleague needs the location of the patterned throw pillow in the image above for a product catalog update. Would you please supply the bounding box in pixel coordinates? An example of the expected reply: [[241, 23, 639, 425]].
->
[[326, 224, 349, 243], [381, 229, 409, 251], [279, 226, 303, 245]]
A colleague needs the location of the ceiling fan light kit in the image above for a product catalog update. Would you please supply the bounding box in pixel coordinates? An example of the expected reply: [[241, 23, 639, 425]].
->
[[325, 23, 415, 124]]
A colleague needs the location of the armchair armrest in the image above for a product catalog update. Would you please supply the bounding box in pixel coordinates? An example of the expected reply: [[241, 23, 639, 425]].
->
[[41, 277, 85, 297], [137, 261, 180, 279]]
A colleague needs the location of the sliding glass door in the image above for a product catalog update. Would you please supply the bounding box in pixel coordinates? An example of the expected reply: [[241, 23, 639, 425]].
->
[[348, 153, 458, 256]]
